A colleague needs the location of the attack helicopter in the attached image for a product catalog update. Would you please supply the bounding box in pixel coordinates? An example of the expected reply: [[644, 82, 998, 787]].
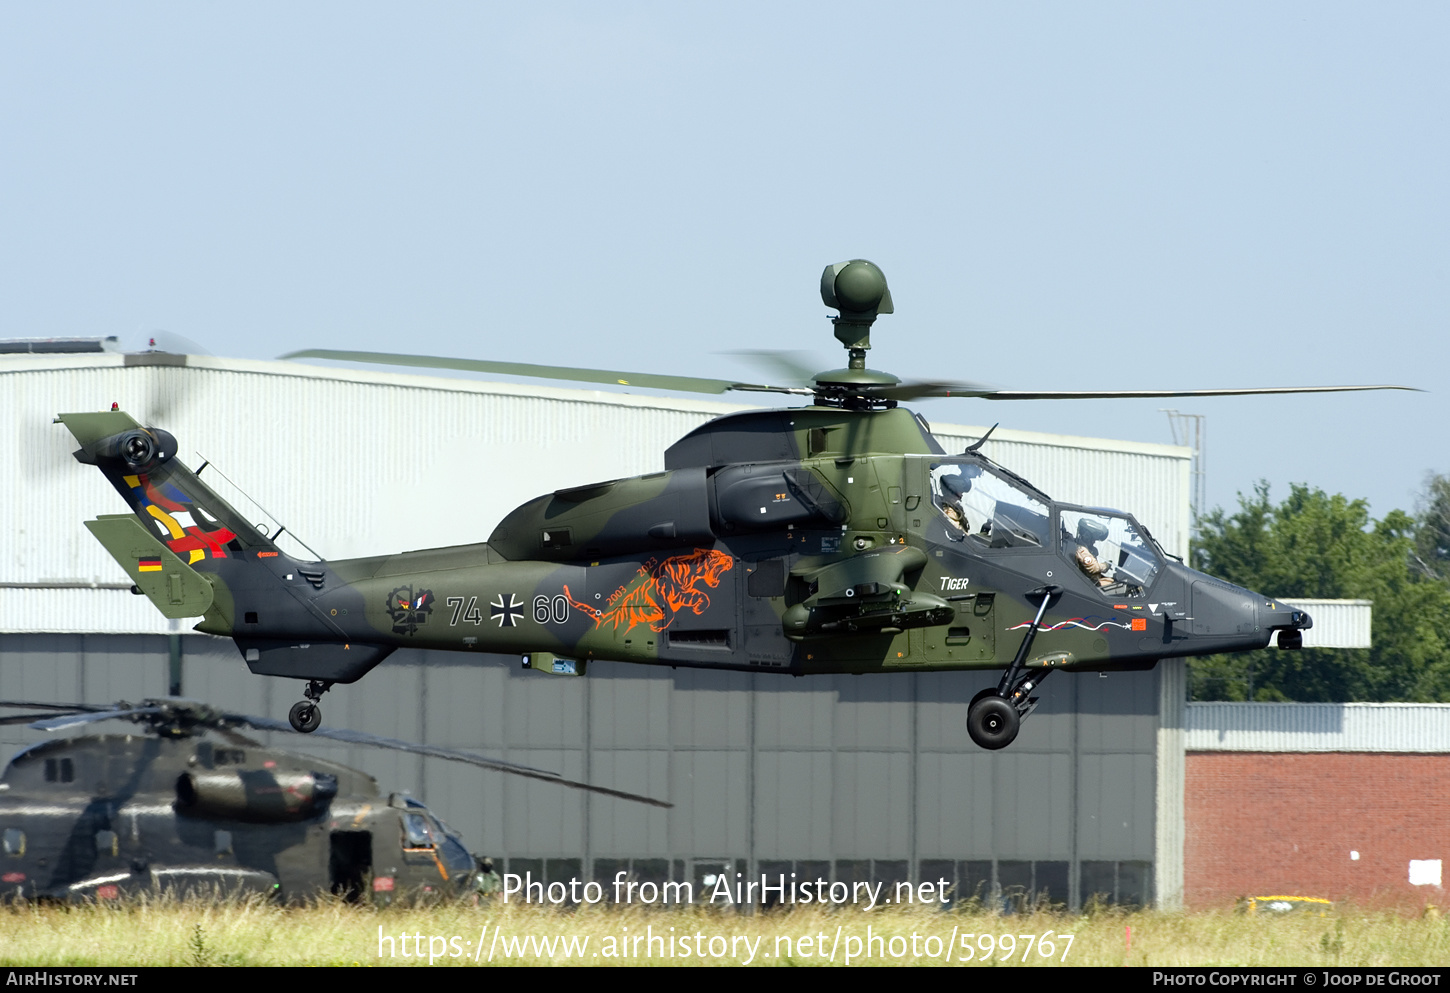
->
[[0, 698, 668, 903], [56, 260, 1415, 749]]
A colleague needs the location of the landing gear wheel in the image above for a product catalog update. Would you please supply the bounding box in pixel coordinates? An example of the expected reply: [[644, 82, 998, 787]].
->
[[967, 695, 1020, 750], [288, 678, 334, 733], [970, 686, 1000, 708], [289, 701, 321, 733]]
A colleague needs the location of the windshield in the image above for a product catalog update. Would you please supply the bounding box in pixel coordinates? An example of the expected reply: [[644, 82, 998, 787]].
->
[[930, 461, 1050, 548], [402, 812, 435, 850], [1059, 508, 1162, 596]]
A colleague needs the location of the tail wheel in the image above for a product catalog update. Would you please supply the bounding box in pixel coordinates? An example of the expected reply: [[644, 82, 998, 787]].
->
[[967, 694, 1020, 750], [289, 701, 321, 733]]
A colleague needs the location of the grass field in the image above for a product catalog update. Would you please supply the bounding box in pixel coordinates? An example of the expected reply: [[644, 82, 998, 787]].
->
[[1, 899, 1447, 967]]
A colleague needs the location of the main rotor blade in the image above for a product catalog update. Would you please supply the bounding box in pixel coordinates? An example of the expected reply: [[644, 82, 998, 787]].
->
[[723, 350, 819, 387], [229, 713, 674, 809], [968, 385, 1421, 401], [867, 380, 997, 401], [280, 348, 808, 398]]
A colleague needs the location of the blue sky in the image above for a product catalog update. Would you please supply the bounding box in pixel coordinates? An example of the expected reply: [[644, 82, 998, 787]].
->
[[2, 2, 1443, 523]]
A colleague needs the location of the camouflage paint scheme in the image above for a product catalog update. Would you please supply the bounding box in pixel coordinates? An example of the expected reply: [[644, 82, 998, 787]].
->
[[0, 729, 475, 902], [58, 405, 1310, 698]]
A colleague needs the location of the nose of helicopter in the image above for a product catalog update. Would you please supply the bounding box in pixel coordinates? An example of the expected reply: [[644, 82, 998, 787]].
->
[[1161, 562, 1312, 651], [1261, 596, 1313, 649]]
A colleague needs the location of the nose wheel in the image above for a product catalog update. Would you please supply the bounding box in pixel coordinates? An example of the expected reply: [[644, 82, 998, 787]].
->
[[967, 584, 1060, 750], [966, 671, 1052, 751], [967, 692, 1020, 750], [288, 680, 333, 733]]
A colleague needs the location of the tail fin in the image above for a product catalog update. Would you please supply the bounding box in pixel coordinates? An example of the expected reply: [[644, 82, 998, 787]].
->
[[57, 410, 279, 566], [84, 514, 216, 618], [60, 411, 394, 688]]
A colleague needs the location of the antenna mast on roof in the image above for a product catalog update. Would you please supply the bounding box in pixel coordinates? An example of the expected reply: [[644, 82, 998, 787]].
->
[[1162, 410, 1206, 541]]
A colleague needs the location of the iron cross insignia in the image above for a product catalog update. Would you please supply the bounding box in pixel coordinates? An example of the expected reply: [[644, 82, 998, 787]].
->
[[490, 593, 524, 628]]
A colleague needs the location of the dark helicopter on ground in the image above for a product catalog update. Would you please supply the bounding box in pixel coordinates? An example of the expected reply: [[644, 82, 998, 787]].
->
[[0, 698, 668, 903], [56, 260, 1415, 749]]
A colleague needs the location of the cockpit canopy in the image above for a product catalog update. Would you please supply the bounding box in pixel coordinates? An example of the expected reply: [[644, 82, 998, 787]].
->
[[1059, 506, 1164, 594], [925, 457, 1165, 596], [929, 460, 1050, 548]]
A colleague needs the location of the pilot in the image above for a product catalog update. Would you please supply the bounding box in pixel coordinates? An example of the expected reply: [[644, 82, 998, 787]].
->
[[1072, 518, 1117, 589], [941, 475, 970, 536], [936, 467, 982, 538]]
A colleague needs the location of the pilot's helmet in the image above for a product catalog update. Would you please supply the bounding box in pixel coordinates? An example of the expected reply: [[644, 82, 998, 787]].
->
[[940, 472, 972, 500], [1076, 518, 1110, 545]]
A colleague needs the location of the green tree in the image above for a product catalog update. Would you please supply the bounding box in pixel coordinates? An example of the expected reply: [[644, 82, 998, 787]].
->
[[1413, 471, 1450, 581], [1188, 482, 1450, 702]]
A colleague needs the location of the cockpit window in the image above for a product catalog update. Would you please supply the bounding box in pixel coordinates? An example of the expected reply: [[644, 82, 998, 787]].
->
[[402, 813, 435, 850], [3, 829, 24, 856], [1060, 508, 1162, 596], [930, 461, 1050, 548]]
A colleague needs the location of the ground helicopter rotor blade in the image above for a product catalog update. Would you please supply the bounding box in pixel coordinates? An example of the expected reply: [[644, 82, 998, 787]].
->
[[226, 712, 675, 809], [0, 701, 115, 714], [0, 711, 86, 726], [0, 701, 119, 727], [1, 697, 673, 807], [280, 348, 808, 398], [29, 706, 165, 732]]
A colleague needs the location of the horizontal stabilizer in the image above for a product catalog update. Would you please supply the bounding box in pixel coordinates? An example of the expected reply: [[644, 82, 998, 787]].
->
[[84, 514, 215, 618]]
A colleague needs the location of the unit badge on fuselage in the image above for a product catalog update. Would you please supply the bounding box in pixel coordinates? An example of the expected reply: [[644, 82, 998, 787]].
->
[[386, 585, 434, 635]]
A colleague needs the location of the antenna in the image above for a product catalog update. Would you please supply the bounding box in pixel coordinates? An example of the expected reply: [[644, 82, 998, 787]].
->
[[193, 452, 327, 563], [1161, 410, 1206, 540]]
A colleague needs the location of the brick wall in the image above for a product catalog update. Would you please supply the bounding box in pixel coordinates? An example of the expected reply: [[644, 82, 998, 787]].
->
[[1185, 752, 1450, 910]]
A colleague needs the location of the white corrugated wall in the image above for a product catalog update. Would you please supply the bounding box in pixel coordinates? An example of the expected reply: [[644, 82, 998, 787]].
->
[[1279, 598, 1372, 649], [1186, 702, 1450, 752], [0, 586, 176, 635]]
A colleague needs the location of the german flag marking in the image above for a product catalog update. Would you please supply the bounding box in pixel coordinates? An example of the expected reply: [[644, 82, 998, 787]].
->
[[137, 558, 162, 573]]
